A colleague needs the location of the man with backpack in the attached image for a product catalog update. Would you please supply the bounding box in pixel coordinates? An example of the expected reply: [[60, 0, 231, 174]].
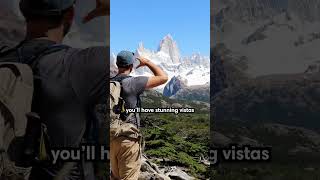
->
[[0, 0, 109, 179], [110, 51, 168, 180]]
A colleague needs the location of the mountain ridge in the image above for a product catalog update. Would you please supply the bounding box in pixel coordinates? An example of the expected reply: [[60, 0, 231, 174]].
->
[[110, 35, 210, 100]]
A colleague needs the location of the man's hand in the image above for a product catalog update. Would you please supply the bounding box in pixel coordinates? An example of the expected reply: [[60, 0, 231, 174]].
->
[[136, 57, 168, 89], [136, 57, 150, 69], [82, 0, 109, 23]]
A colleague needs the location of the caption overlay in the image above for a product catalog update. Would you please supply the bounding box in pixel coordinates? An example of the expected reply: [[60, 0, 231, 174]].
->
[[50, 144, 109, 164], [50, 145, 271, 165], [126, 107, 195, 114], [49, 107, 195, 164], [210, 145, 272, 165]]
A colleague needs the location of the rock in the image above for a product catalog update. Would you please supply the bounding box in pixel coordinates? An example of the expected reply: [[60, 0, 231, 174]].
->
[[139, 172, 170, 180], [139, 156, 197, 180], [166, 167, 195, 180], [141, 160, 159, 174], [161, 100, 169, 108], [199, 156, 210, 166], [171, 103, 183, 108], [139, 156, 171, 180]]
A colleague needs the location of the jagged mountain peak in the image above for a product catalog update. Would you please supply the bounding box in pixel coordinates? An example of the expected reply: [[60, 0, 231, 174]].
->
[[136, 42, 145, 56], [161, 34, 174, 42], [134, 35, 209, 87], [138, 42, 144, 51], [157, 34, 181, 64]]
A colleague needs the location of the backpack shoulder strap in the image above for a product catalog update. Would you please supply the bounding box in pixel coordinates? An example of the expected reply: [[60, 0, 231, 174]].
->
[[17, 44, 70, 68], [111, 75, 142, 107], [111, 74, 132, 84], [111, 75, 132, 95]]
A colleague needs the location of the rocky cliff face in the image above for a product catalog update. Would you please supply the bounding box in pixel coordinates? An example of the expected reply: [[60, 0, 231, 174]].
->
[[163, 76, 187, 97], [135, 35, 183, 65], [163, 75, 210, 102], [157, 34, 181, 64], [214, 0, 320, 77]]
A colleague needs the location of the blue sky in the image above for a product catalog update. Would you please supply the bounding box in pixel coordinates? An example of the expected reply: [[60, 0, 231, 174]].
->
[[110, 0, 210, 56]]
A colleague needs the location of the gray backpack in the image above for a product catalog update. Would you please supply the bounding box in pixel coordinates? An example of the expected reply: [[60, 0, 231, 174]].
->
[[110, 78, 141, 140], [0, 62, 34, 179], [0, 44, 68, 179]]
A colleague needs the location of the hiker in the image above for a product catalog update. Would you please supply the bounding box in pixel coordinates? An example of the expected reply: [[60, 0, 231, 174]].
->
[[0, 0, 109, 179], [110, 51, 168, 180]]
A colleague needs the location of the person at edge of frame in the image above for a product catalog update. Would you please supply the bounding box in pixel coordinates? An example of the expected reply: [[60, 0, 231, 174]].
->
[[0, 0, 109, 179]]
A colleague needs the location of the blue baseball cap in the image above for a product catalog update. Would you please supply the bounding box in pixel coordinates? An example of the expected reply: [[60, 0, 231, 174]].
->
[[116, 51, 135, 67]]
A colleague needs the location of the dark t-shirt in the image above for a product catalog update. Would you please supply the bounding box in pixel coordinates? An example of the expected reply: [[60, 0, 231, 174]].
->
[[28, 40, 107, 147], [113, 74, 148, 127], [0, 39, 108, 179]]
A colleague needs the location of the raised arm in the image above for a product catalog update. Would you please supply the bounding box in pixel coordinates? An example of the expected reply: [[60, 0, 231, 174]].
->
[[136, 57, 168, 89], [82, 0, 109, 23]]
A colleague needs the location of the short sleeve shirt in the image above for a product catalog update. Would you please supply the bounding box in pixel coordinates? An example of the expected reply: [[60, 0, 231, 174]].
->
[[113, 75, 148, 127]]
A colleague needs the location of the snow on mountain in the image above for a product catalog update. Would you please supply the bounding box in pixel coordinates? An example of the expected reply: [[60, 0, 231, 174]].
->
[[214, 0, 320, 77], [63, 24, 106, 48], [135, 35, 181, 65], [157, 34, 181, 64], [73, 0, 108, 45], [163, 76, 187, 97], [111, 35, 210, 92]]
